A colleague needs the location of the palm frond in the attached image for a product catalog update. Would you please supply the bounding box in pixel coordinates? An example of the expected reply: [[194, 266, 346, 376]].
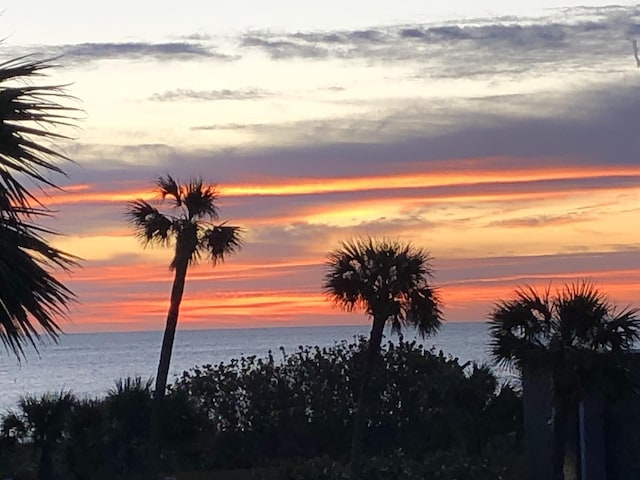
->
[[592, 306, 640, 351], [405, 286, 442, 338], [183, 178, 218, 220], [0, 213, 77, 358], [554, 281, 610, 347], [200, 224, 243, 265], [108, 376, 153, 397], [487, 286, 553, 371], [0, 56, 79, 212], [126, 199, 173, 245], [0, 54, 79, 358], [156, 175, 181, 207]]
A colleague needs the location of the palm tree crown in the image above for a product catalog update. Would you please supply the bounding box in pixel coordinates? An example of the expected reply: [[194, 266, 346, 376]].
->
[[127, 175, 242, 269], [0, 55, 79, 357], [323, 237, 442, 336], [488, 281, 640, 373]]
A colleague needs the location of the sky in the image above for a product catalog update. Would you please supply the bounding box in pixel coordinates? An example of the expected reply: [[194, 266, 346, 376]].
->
[[2, 1, 640, 332]]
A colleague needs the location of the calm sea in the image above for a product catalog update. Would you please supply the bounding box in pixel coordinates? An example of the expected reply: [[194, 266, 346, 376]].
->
[[0, 323, 496, 412]]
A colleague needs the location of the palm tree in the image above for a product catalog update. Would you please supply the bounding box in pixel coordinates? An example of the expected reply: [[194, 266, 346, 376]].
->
[[126, 175, 243, 399], [0, 55, 79, 357], [323, 237, 442, 479], [13, 391, 77, 480], [488, 281, 640, 480]]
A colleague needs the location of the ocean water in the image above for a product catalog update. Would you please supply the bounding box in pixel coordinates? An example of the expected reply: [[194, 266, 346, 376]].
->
[[0, 323, 495, 412]]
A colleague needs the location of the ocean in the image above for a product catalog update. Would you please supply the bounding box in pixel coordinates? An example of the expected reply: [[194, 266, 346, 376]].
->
[[0, 322, 497, 412]]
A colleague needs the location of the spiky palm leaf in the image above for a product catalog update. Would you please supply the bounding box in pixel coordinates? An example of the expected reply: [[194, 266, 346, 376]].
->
[[182, 178, 218, 220], [0, 214, 76, 355], [201, 224, 243, 265], [0, 56, 77, 212], [0, 55, 78, 357], [156, 175, 181, 206], [323, 237, 442, 337], [488, 286, 554, 371], [126, 199, 173, 245]]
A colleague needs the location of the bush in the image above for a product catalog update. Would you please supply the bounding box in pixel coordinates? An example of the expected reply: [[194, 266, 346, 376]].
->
[[172, 337, 522, 468], [1, 339, 523, 477]]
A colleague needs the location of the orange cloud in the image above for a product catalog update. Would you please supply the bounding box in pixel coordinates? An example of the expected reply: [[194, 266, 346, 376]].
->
[[43, 159, 640, 208]]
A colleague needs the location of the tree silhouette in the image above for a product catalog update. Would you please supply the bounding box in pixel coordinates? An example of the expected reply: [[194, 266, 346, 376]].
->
[[11, 391, 76, 480], [323, 237, 442, 479], [126, 175, 243, 398], [0, 55, 79, 357], [488, 281, 640, 480]]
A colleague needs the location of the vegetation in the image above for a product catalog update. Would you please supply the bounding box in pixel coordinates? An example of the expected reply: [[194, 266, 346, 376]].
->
[[0, 338, 523, 479], [0, 56, 79, 357], [488, 281, 640, 480], [1, 38, 637, 480], [323, 238, 442, 478]]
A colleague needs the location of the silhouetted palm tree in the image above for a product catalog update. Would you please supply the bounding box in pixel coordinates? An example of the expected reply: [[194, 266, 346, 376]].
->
[[488, 281, 640, 480], [13, 391, 76, 480], [0, 55, 78, 357], [126, 175, 243, 398], [323, 237, 442, 479]]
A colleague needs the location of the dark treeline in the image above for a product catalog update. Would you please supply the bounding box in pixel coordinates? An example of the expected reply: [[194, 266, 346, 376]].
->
[[0, 337, 523, 479]]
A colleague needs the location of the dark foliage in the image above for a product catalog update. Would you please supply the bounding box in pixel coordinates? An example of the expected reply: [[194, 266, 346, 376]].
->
[[0, 340, 523, 479], [171, 337, 521, 471]]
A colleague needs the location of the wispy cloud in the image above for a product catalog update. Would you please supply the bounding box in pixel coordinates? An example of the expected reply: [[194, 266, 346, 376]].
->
[[15, 41, 237, 65], [190, 123, 266, 131], [149, 88, 271, 102]]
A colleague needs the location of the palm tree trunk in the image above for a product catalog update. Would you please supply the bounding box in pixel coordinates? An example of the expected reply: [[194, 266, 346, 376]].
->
[[349, 315, 385, 480], [154, 258, 189, 398], [564, 401, 580, 480], [552, 401, 567, 480], [552, 399, 581, 480], [150, 256, 189, 472], [38, 445, 53, 480]]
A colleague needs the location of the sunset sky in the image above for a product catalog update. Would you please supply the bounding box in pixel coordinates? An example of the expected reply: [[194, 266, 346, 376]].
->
[[4, 1, 640, 332]]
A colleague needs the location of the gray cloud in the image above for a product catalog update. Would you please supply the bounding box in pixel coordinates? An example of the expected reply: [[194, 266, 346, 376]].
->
[[37, 41, 235, 65], [239, 5, 640, 77], [149, 88, 271, 102], [241, 36, 329, 60]]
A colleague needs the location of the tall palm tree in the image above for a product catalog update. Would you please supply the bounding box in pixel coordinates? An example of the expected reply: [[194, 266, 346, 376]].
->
[[323, 237, 442, 479], [0, 55, 79, 357], [488, 281, 640, 480], [126, 175, 243, 398]]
